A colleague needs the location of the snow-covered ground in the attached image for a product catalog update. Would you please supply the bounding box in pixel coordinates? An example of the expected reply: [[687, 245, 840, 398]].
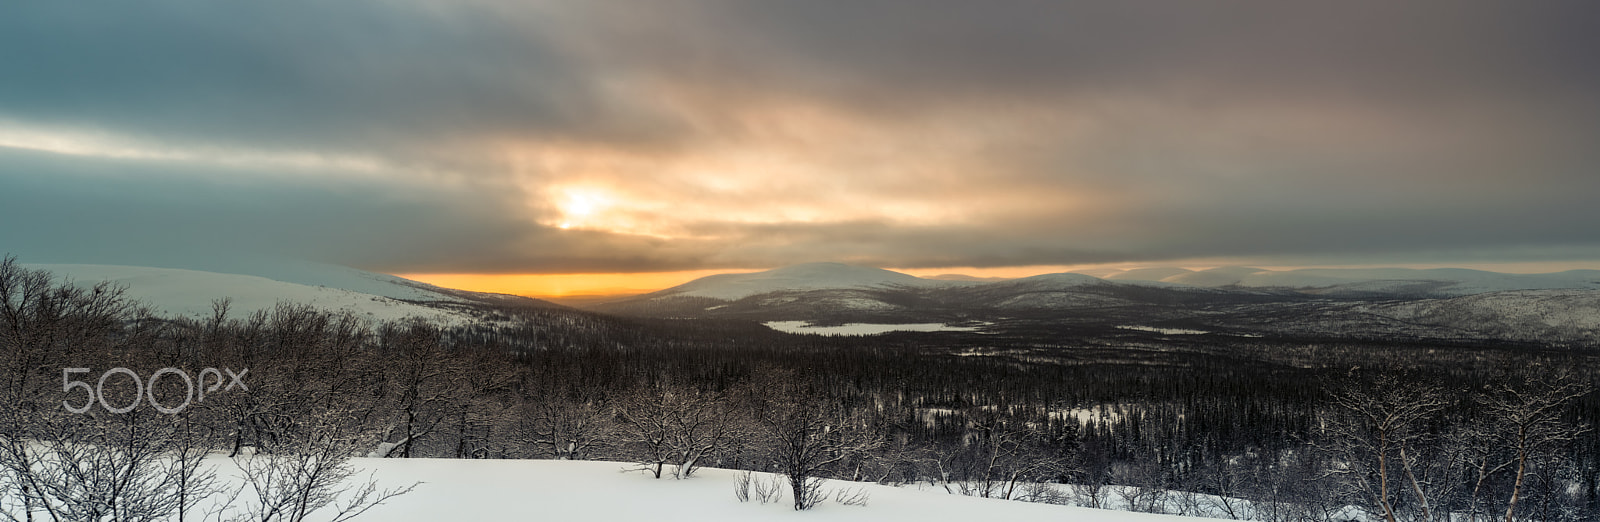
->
[[0, 452, 1335, 522], [1118, 325, 1210, 336], [764, 321, 983, 336], [1099, 266, 1600, 295], [25, 263, 471, 324], [305, 458, 1213, 522]]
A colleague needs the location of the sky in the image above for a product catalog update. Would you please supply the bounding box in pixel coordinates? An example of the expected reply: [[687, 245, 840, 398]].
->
[[3, 1, 1599, 297]]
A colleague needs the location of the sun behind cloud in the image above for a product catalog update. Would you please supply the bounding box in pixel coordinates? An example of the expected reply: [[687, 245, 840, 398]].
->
[[552, 186, 615, 230]]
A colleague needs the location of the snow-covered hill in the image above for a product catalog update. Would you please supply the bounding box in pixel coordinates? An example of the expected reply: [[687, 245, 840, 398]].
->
[[637, 264, 1600, 312], [1371, 289, 1600, 344], [591, 263, 1600, 346], [1158, 266, 1267, 287], [1099, 266, 1600, 296], [1105, 267, 1195, 282], [650, 262, 974, 300], [24, 263, 546, 324]]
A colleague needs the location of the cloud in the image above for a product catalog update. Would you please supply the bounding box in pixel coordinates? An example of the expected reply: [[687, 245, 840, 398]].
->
[[3, 1, 1599, 273], [0, 0, 673, 166]]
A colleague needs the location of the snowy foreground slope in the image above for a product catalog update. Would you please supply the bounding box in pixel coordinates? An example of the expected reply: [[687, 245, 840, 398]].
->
[[303, 458, 1207, 522]]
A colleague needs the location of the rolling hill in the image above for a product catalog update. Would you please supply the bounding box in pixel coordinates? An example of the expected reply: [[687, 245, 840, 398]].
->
[[24, 261, 558, 324]]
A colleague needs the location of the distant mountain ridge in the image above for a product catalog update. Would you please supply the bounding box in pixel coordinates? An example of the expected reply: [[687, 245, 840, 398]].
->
[[1103, 266, 1600, 296], [627, 262, 1600, 303], [23, 260, 1598, 347], [643, 262, 977, 300], [590, 263, 1600, 346]]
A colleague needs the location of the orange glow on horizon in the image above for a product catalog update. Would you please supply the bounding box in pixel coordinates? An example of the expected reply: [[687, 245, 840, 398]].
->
[[400, 260, 1600, 302], [401, 265, 1095, 298], [398, 269, 759, 299]]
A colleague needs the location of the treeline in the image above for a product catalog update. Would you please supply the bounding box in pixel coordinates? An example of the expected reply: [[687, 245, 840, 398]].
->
[[2, 257, 1596, 520]]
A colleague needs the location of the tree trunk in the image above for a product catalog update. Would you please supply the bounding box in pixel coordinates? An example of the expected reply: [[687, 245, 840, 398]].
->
[[1399, 442, 1434, 522], [1504, 438, 1528, 522], [1379, 430, 1398, 522], [792, 477, 808, 511]]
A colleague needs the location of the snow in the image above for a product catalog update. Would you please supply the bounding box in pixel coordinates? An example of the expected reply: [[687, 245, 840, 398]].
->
[[662, 263, 975, 300], [1373, 289, 1600, 343], [25, 264, 470, 324], [1118, 325, 1210, 336], [1052, 406, 1127, 427], [915, 407, 962, 426], [764, 321, 983, 336], [228, 262, 468, 303], [1116, 325, 1260, 338], [749, 293, 904, 312], [1203, 267, 1600, 295], [651, 263, 1600, 309], [1161, 267, 1267, 287], [1105, 267, 1195, 282], [303, 458, 1216, 522], [828, 296, 901, 310], [151, 257, 469, 303], [1091, 266, 1600, 296], [994, 292, 1127, 310], [0, 453, 1291, 522], [1007, 272, 1106, 288]]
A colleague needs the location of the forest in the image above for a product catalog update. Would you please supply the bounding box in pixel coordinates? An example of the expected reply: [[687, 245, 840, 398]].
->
[[1, 257, 1596, 521]]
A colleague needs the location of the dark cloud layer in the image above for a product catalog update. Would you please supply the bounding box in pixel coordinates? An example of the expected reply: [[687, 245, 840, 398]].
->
[[0, 1, 659, 164], [3, 1, 1599, 273]]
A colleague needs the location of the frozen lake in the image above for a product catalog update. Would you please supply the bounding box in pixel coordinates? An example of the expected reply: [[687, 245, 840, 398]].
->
[[764, 321, 982, 336]]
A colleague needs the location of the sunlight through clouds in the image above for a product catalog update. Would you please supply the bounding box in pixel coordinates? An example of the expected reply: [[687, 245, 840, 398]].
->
[[0, 123, 391, 178], [552, 187, 614, 230], [4, 0, 1599, 289]]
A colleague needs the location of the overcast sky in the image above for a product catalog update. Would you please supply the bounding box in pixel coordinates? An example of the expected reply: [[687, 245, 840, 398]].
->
[[4, 1, 1599, 280]]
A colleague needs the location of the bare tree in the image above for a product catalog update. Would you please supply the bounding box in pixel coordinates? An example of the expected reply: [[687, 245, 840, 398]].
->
[[519, 375, 614, 460], [1455, 422, 1516, 522], [671, 390, 740, 479], [0, 409, 219, 522], [0, 260, 417, 522], [1477, 370, 1591, 522], [373, 320, 466, 458], [230, 418, 416, 522], [1193, 457, 1253, 520], [1116, 462, 1175, 514], [1322, 373, 1451, 522], [945, 408, 1073, 501], [749, 371, 882, 510], [445, 350, 520, 459], [615, 384, 675, 478], [168, 416, 227, 522], [0, 258, 215, 522]]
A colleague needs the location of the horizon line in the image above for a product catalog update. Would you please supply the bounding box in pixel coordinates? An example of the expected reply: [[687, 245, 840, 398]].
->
[[398, 260, 1600, 300]]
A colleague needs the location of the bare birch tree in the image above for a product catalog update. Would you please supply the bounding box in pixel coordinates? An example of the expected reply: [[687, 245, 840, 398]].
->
[[1322, 374, 1450, 522], [1478, 370, 1591, 522]]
